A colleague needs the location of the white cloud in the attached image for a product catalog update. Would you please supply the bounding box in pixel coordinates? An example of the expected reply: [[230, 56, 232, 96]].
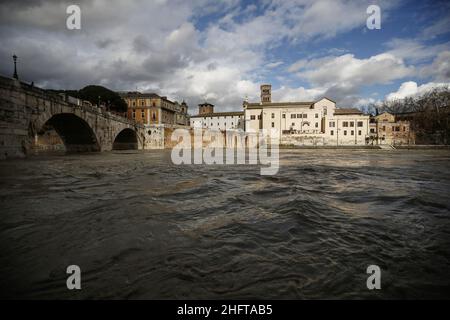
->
[[420, 51, 450, 81], [386, 81, 450, 101], [385, 38, 450, 63], [266, 61, 284, 68], [0, 0, 444, 112], [286, 52, 414, 106], [272, 85, 326, 102], [420, 15, 450, 39], [293, 53, 413, 87]]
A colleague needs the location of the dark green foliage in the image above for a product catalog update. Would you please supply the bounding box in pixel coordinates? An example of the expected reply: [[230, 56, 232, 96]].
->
[[49, 85, 127, 113]]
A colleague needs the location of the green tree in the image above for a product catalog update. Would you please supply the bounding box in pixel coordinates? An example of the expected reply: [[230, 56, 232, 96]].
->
[[50, 85, 127, 113]]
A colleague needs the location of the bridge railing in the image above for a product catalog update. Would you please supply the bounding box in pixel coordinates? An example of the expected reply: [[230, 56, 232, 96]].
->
[[0, 75, 145, 129]]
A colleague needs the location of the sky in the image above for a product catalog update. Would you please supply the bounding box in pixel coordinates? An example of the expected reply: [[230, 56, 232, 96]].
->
[[0, 0, 449, 113]]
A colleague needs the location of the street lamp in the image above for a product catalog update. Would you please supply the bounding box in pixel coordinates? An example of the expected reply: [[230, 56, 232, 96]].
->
[[12, 54, 18, 80]]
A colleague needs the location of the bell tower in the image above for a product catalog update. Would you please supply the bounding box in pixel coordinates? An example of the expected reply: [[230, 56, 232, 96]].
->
[[198, 102, 214, 115], [260, 84, 271, 103]]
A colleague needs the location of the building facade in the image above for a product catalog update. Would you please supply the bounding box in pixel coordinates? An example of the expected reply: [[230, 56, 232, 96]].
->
[[174, 101, 190, 126], [244, 84, 370, 146], [369, 112, 414, 145], [190, 103, 244, 131], [120, 92, 189, 126]]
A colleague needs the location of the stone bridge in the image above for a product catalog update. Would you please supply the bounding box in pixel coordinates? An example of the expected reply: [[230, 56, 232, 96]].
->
[[0, 75, 147, 159]]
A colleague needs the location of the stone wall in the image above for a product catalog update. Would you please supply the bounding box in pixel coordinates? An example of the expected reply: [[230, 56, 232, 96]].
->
[[0, 76, 147, 160]]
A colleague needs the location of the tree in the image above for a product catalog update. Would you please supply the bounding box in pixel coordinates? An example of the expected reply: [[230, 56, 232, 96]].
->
[[378, 86, 450, 144], [77, 85, 127, 113], [50, 85, 128, 113]]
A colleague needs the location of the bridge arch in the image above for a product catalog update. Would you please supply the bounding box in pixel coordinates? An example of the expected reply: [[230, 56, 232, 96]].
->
[[113, 128, 139, 150], [33, 113, 100, 152]]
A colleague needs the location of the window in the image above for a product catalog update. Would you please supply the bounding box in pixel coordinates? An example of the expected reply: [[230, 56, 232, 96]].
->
[[141, 100, 145, 106], [271, 122, 275, 128], [331, 130, 334, 135], [152, 112, 156, 120], [370, 128, 375, 133], [350, 121, 354, 127], [303, 114, 308, 118], [324, 107, 327, 115], [344, 130, 347, 135], [315, 123, 318, 128], [382, 126, 386, 131], [343, 121, 349, 127], [351, 130, 354, 136], [250, 115, 256, 120], [358, 130, 362, 135], [329, 121, 335, 127], [282, 114, 286, 118], [291, 114, 296, 119], [297, 113, 301, 118], [257, 115, 261, 120], [315, 113, 318, 118], [132, 111, 136, 119], [152, 102, 156, 107], [271, 113, 275, 118], [357, 121, 363, 127], [141, 111, 145, 119], [132, 101, 136, 107], [292, 123, 295, 127]]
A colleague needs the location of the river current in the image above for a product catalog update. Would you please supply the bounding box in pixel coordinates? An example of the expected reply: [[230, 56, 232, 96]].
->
[[0, 149, 449, 299]]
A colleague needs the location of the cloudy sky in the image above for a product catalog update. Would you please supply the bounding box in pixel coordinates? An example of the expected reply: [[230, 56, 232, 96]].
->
[[0, 0, 449, 112]]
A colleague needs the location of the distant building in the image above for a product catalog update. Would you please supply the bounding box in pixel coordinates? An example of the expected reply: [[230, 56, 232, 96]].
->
[[369, 112, 414, 145], [190, 102, 244, 131], [198, 102, 215, 115], [244, 84, 370, 146], [120, 92, 189, 126], [174, 101, 190, 126]]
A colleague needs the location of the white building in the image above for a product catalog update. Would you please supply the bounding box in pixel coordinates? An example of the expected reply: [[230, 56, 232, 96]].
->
[[190, 103, 244, 131], [244, 84, 370, 146]]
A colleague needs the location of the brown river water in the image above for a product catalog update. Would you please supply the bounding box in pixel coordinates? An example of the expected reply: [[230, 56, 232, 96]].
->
[[0, 149, 449, 299]]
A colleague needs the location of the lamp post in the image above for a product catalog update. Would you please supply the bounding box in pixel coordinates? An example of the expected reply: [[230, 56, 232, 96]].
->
[[12, 54, 18, 80]]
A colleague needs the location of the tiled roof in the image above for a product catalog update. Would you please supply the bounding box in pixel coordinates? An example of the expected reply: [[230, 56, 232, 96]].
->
[[245, 102, 314, 109], [334, 108, 363, 115], [120, 92, 161, 99], [191, 111, 244, 118]]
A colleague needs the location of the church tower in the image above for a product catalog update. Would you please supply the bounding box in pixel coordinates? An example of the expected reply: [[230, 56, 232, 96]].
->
[[198, 102, 214, 115], [260, 84, 271, 103]]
